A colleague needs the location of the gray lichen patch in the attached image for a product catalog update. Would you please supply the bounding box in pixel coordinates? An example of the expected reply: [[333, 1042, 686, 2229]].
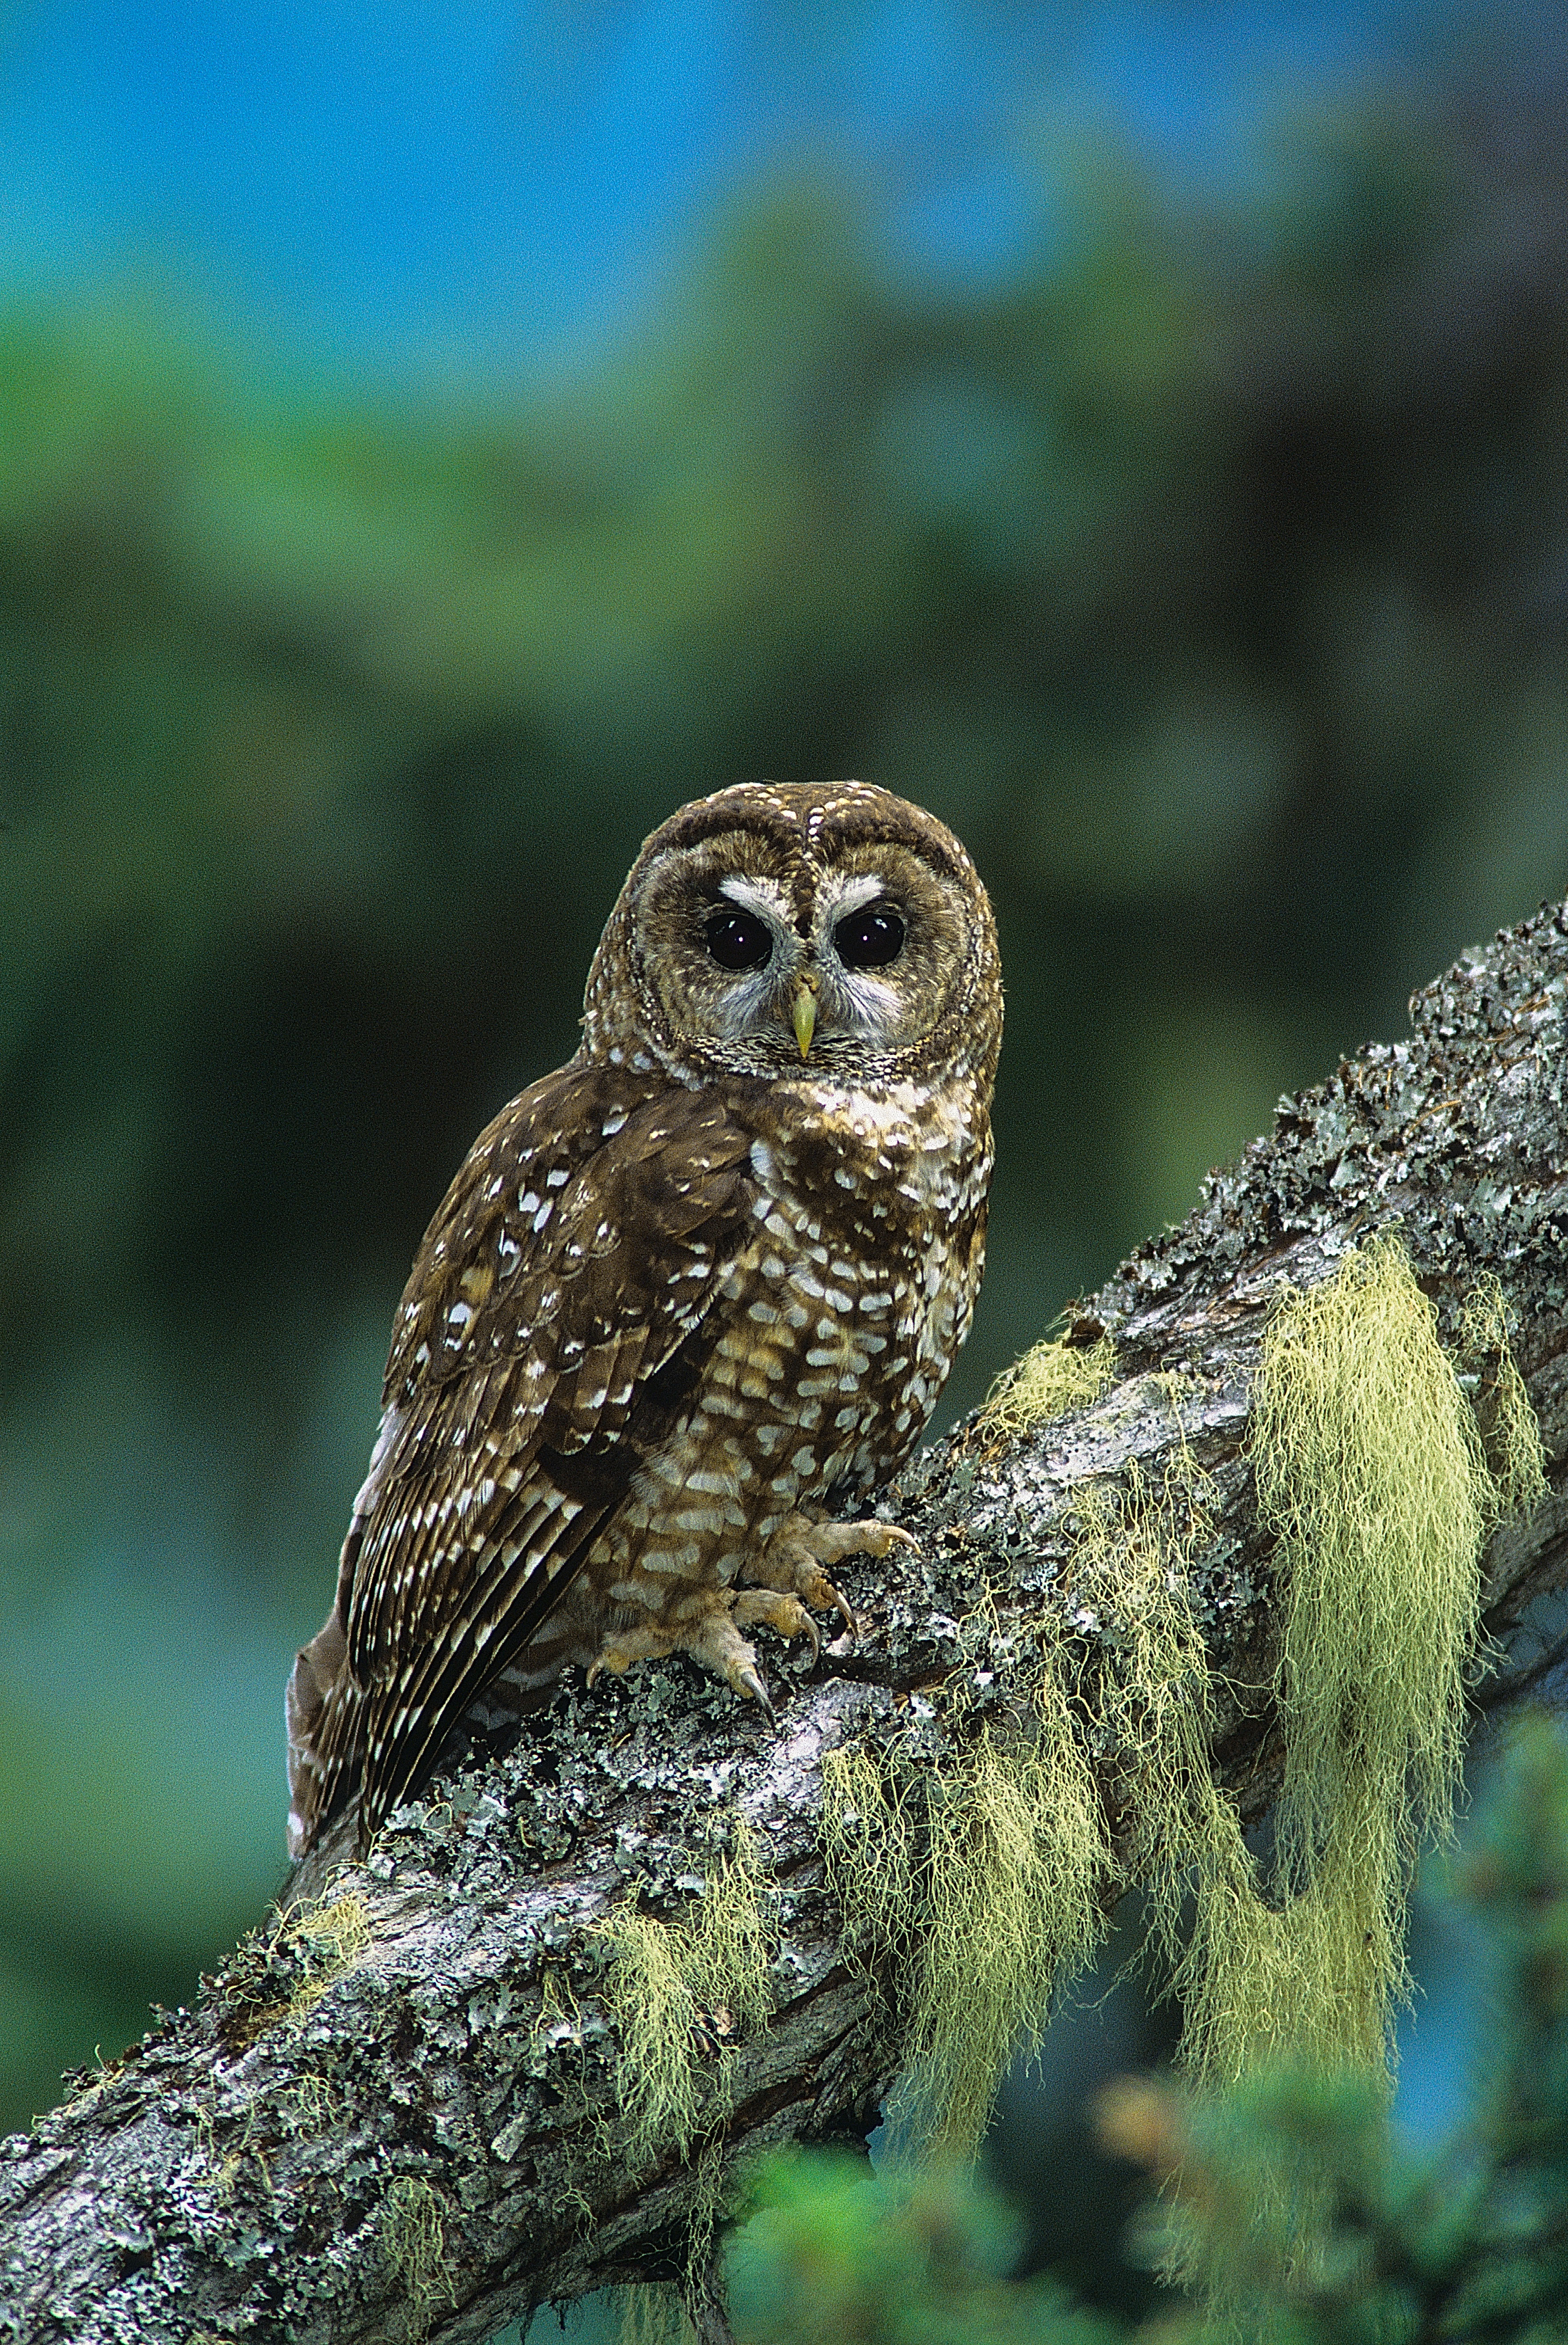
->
[[1096, 900, 1568, 1360]]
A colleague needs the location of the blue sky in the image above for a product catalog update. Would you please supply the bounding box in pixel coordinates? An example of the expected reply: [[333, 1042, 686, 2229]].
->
[[0, 0, 1413, 380]]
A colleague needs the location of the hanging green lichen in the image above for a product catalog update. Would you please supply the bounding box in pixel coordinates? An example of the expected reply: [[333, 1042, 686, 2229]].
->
[[1177, 1234, 1488, 2081], [820, 1743, 921, 1977], [895, 1664, 1108, 2153], [1460, 1273, 1549, 1522], [617, 2282, 695, 2345], [381, 2174, 456, 2341], [591, 1822, 774, 2311], [592, 1818, 774, 2176], [819, 1231, 1545, 2164], [819, 1440, 1228, 2159], [1066, 1458, 1220, 1890], [823, 1616, 1110, 2159]]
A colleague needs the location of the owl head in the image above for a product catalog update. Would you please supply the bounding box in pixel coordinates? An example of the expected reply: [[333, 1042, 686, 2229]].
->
[[580, 781, 1000, 1088]]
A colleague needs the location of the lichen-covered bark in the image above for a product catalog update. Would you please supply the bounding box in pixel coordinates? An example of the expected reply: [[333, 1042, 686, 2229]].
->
[[3, 902, 1565, 2345]]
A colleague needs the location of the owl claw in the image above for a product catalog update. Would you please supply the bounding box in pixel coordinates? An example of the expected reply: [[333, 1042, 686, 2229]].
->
[[733, 1659, 776, 1721], [732, 1586, 821, 1658], [583, 1519, 907, 1720], [744, 1511, 910, 1646], [773, 1608, 821, 1663], [585, 1626, 678, 1689], [586, 1612, 778, 1722]]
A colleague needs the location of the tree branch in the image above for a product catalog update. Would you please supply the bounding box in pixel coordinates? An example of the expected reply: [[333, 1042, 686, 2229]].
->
[[4, 902, 1565, 2345]]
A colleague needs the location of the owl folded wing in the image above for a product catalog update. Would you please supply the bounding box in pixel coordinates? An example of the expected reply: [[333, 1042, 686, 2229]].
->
[[286, 1063, 764, 1852]]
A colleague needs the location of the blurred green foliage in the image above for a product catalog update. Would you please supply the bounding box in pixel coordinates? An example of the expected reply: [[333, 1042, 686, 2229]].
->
[[4, 57, 1568, 2159], [728, 2153, 1119, 2344]]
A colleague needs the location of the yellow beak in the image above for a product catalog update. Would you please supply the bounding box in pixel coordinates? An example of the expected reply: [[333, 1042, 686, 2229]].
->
[[791, 980, 818, 1061]]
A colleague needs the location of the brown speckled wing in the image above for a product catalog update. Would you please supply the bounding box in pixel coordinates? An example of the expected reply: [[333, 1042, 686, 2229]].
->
[[304, 1063, 761, 1845]]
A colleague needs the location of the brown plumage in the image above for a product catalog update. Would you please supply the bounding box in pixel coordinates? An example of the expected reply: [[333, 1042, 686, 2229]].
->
[[286, 781, 1001, 1857]]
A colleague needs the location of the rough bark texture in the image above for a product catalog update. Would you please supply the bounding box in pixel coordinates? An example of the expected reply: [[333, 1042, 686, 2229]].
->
[[4, 901, 1566, 2345]]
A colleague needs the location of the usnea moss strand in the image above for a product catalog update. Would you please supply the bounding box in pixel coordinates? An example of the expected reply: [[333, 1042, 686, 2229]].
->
[[381, 2175, 456, 2342], [591, 1819, 774, 2177], [1459, 1273, 1549, 1523], [1175, 1235, 1489, 2082], [980, 1335, 1116, 1437], [818, 1234, 1547, 2156], [824, 1629, 1108, 2157]]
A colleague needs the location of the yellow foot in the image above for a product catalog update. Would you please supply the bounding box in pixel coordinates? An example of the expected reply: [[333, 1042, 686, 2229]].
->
[[585, 1623, 678, 1688], [745, 1512, 918, 1640], [583, 1516, 917, 1718], [584, 1603, 775, 1717], [685, 1603, 775, 1719], [732, 1587, 821, 1660]]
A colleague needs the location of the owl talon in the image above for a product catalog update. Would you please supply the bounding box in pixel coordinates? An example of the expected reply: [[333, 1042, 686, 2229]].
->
[[781, 1611, 822, 1664], [734, 1661, 776, 1721], [742, 1512, 913, 1647], [586, 1626, 678, 1690], [732, 1587, 821, 1658]]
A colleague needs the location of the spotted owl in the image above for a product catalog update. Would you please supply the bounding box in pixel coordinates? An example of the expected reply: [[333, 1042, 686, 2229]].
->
[[286, 780, 1001, 1858]]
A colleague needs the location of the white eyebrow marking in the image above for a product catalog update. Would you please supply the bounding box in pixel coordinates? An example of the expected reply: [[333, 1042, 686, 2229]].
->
[[819, 872, 890, 919], [717, 873, 791, 921]]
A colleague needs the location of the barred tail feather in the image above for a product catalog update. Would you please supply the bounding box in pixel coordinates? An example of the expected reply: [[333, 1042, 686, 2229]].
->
[[286, 1608, 359, 1859]]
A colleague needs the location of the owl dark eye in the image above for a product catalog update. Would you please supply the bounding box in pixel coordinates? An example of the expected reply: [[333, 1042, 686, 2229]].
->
[[704, 908, 774, 972], [833, 905, 906, 970]]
